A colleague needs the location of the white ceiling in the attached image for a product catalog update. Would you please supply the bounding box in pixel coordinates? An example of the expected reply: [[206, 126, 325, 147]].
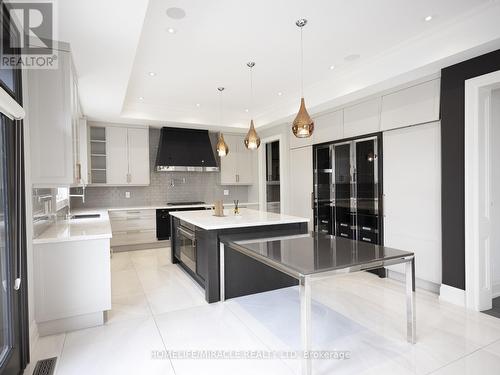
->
[[59, 0, 500, 130]]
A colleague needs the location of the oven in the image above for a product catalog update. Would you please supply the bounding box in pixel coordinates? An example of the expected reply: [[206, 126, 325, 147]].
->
[[175, 220, 197, 273]]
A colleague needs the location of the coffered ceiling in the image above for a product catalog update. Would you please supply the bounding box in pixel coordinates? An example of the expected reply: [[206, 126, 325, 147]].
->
[[58, 0, 500, 129]]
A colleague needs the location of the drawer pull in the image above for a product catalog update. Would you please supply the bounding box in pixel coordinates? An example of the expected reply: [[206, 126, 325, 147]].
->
[[321, 220, 329, 224], [362, 237, 372, 242], [362, 226, 372, 231], [340, 233, 348, 238], [126, 211, 141, 214], [340, 223, 348, 227]]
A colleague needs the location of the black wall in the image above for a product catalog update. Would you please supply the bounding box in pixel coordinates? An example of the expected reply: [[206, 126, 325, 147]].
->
[[441, 49, 500, 290]]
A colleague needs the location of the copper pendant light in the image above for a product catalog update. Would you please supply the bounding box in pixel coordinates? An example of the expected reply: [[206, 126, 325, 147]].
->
[[292, 18, 314, 138], [244, 62, 261, 150], [216, 87, 229, 157]]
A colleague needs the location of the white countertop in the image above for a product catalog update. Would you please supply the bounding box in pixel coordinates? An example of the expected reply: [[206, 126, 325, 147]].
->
[[107, 202, 259, 211], [169, 208, 309, 230], [33, 209, 113, 244], [32, 203, 261, 244]]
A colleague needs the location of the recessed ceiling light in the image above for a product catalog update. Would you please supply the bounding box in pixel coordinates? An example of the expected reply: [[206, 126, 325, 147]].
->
[[196, 103, 201, 107], [244, 108, 249, 112], [148, 71, 156, 77], [424, 15, 433, 22], [166, 7, 186, 19], [329, 65, 336, 70], [344, 54, 360, 62], [277, 92, 283, 96], [167, 27, 177, 34], [138, 96, 144, 101]]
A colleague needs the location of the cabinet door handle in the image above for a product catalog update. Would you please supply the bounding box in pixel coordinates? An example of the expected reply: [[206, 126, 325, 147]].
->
[[362, 237, 372, 242], [340, 233, 348, 238]]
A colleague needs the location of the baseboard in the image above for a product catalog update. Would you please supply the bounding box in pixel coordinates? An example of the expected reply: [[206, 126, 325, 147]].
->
[[492, 283, 500, 299], [387, 270, 440, 294], [439, 284, 466, 307], [112, 241, 169, 253]]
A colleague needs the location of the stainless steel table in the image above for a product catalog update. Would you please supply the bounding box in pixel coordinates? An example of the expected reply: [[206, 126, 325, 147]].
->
[[219, 232, 415, 375]]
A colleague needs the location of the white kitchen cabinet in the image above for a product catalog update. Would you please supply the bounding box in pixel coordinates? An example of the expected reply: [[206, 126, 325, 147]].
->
[[289, 128, 313, 149], [109, 209, 156, 247], [100, 125, 150, 186], [34, 238, 111, 335], [289, 146, 314, 231], [220, 134, 254, 185], [127, 127, 150, 185], [343, 97, 381, 138], [313, 110, 343, 144], [106, 126, 129, 185], [383, 122, 441, 285], [29, 48, 76, 186], [381, 79, 440, 131]]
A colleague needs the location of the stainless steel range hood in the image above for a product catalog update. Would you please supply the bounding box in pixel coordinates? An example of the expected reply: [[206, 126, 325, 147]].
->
[[155, 127, 219, 172]]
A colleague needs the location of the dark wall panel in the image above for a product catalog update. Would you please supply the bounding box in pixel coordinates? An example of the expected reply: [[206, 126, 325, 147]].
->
[[441, 49, 500, 290]]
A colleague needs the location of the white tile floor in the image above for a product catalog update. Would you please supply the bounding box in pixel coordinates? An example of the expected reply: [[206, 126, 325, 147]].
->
[[27, 247, 500, 375]]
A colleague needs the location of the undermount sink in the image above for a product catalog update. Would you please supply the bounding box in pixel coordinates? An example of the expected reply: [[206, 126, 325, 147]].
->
[[70, 214, 100, 220]]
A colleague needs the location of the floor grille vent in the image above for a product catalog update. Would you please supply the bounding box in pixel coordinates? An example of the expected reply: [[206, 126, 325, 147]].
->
[[33, 357, 57, 375]]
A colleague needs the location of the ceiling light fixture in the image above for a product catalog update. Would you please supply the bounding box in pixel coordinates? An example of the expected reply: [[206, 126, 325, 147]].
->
[[344, 54, 360, 62], [196, 103, 201, 107], [148, 71, 156, 77], [424, 15, 433, 22], [244, 62, 261, 150], [166, 7, 186, 20], [292, 18, 314, 138], [329, 65, 335, 70], [277, 92, 283, 96], [167, 27, 177, 34], [244, 108, 249, 113], [216, 87, 229, 157], [138, 96, 144, 101]]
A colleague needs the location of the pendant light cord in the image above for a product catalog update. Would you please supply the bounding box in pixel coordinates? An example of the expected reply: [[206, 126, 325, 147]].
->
[[300, 26, 304, 97], [219, 89, 222, 126], [250, 66, 254, 119]]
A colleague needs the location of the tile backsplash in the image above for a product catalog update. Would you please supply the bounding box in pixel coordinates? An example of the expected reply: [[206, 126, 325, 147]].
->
[[70, 127, 252, 209]]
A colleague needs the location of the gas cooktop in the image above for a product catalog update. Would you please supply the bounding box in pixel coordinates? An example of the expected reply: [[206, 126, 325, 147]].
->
[[166, 201, 206, 206]]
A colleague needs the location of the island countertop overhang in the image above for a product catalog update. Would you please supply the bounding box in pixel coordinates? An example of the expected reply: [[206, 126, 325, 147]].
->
[[169, 208, 309, 230]]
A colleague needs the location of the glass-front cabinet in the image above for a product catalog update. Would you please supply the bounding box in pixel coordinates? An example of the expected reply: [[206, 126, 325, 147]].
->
[[313, 134, 382, 246]]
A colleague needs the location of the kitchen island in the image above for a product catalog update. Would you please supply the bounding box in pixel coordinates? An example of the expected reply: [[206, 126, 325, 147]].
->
[[169, 208, 309, 302]]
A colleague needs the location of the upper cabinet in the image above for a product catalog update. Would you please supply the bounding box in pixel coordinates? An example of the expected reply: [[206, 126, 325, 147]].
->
[[90, 124, 150, 186], [313, 110, 343, 145], [28, 46, 82, 186], [380, 79, 440, 131], [127, 128, 150, 185], [343, 97, 381, 138], [219, 134, 254, 185]]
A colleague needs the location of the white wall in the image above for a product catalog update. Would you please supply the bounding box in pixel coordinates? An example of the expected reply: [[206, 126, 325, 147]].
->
[[491, 89, 500, 294]]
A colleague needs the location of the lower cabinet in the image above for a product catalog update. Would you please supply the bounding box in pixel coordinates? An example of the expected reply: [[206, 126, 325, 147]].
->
[[34, 238, 111, 335], [109, 209, 156, 247]]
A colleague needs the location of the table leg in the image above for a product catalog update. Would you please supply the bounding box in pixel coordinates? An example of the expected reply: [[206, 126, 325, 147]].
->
[[405, 257, 416, 343], [219, 243, 225, 302], [300, 277, 312, 375]]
